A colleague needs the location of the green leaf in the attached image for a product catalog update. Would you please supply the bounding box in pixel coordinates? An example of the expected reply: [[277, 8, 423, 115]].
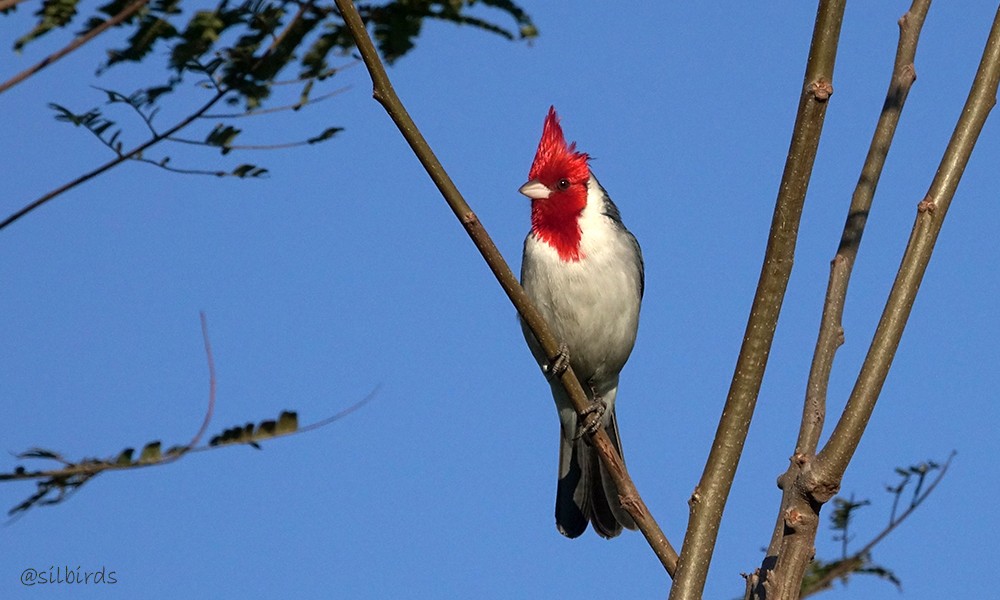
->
[[857, 564, 902, 589], [829, 496, 869, 532], [14, 0, 81, 52], [254, 420, 277, 440], [307, 127, 343, 145], [114, 448, 135, 466], [231, 164, 268, 178], [17, 448, 63, 460], [204, 123, 241, 154], [276, 411, 298, 434], [300, 28, 350, 79], [49, 103, 101, 127], [138, 441, 162, 463], [164, 445, 186, 457], [105, 17, 178, 67]]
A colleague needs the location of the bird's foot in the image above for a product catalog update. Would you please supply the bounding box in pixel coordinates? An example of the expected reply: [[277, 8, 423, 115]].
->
[[574, 398, 607, 440], [543, 342, 571, 381]]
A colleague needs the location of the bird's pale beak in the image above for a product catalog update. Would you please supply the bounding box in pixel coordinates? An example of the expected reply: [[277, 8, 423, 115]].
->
[[519, 180, 551, 200]]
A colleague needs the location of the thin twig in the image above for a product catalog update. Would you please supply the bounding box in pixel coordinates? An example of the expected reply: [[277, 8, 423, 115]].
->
[[0, 90, 227, 231], [166, 137, 326, 151], [265, 0, 311, 57], [130, 158, 229, 177], [671, 3, 847, 599], [200, 86, 350, 118], [140, 312, 216, 466], [296, 387, 378, 435], [0, 0, 149, 96], [800, 452, 955, 597], [269, 60, 357, 85], [752, 4, 932, 599], [331, 0, 681, 575], [0, 0, 317, 231], [190, 312, 217, 447], [0, 395, 376, 485]]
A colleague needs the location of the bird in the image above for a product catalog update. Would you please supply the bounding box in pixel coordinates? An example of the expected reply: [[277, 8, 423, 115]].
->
[[518, 106, 644, 538]]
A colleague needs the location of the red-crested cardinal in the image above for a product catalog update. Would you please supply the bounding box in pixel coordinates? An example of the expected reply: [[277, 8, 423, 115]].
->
[[518, 106, 643, 538]]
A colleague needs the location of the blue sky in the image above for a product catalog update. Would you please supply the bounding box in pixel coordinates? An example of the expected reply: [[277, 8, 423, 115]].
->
[[2, 2, 998, 598]]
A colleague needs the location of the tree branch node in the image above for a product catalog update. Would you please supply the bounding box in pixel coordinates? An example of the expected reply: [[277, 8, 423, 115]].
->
[[804, 472, 840, 504], [620, 492, 643, 517], [809, 78, 835, 101], [917, 197, 937, 213], [688, 485, 703, 508]]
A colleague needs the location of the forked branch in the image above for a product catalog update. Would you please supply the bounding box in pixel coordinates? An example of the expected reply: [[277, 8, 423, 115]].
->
[[754, 3, 1000, 599], [753, 3, 932, 598], [816, 3, 1000, 482]]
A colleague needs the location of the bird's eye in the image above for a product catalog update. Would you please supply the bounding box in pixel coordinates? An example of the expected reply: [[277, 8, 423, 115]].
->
[[556, 178, 571, 191]]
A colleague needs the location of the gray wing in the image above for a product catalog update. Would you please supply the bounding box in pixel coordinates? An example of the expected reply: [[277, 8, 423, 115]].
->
[[592, 176, 645, 300]]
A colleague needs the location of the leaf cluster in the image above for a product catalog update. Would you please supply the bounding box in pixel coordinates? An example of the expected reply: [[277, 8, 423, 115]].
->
[[1, 410, 303, 516], [1, 0, 536, 214], [10, 0, 537, 110]]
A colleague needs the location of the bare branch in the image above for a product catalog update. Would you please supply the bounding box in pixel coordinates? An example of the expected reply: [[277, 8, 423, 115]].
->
[[752, 3, 932, 599], [331, 0, 683, 575], [671, 3, 847, 598], [185, 312, 217, 450], [799, 2, 928, 458], [166, 136, 339, 151], [817, 4, 1000, 482]]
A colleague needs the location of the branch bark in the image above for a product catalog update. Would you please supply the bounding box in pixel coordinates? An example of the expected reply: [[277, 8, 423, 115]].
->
[[330, 0, 681, 576], [668, 3, 846, 599], [754, 3, 1000, 598], [815, 2, 1000, 482], [752, 3, 931, 598]]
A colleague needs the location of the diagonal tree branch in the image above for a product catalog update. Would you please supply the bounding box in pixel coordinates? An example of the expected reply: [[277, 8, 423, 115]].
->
[[0, 89, 227, 232], [751, 4, 932, 599], [0, 0, 149, 96], [331, 0, 680, 576], [669, 3, 846, 599]]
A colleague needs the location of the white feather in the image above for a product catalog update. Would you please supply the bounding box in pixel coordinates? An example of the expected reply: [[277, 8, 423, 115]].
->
[[520, 174, 642, 437]]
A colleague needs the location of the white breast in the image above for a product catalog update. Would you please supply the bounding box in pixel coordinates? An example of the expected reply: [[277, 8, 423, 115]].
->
[[520, 175, 642, 395]]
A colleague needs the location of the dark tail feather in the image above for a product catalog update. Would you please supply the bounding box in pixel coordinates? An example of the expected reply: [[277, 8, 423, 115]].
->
[[555, 408, 636, 538], [599, 409, 636, 533], [555, 433, 590, 538]]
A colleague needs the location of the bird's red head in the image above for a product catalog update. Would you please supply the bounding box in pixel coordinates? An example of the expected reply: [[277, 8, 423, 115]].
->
[[521, 106, 590, 261]]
